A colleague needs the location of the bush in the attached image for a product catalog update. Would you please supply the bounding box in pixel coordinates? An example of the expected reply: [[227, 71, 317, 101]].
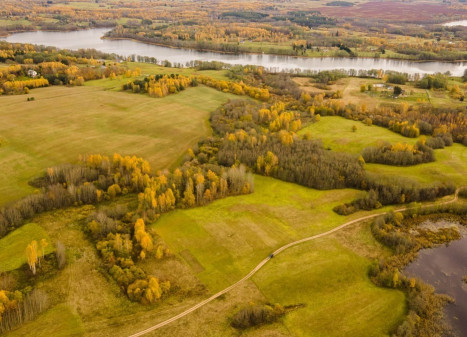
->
[[458, 187, 467, 199], [417, 74, 448, 90], [387, 73, 407, 85], [394, 86, 402, 96], [56, 241, 66, 269], [231, 303, 284, 329]]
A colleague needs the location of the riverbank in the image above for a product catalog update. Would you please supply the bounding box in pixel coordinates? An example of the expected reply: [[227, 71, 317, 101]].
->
[[3, 29, 467, 76], [0, 25, 115, 39], [103, 34, 467, 63]]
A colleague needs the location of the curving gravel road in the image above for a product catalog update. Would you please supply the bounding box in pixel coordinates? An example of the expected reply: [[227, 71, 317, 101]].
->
[[128, 189, 461, 337]]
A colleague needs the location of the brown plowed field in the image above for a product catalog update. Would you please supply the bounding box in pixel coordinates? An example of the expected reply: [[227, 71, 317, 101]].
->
[[318, 1, 466, 22]]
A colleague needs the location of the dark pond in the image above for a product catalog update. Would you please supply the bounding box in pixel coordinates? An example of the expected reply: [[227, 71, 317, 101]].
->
[[405, 221, 467, 336]]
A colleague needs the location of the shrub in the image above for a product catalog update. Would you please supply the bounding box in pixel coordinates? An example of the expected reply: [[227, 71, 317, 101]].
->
[[231, 303, 284, 329]]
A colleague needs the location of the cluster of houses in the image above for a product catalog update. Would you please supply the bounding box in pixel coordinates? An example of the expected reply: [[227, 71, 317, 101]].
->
[[372, 83, 406, 97]]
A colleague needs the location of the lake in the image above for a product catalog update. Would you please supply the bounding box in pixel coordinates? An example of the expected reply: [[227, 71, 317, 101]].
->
[[443, 20, 467, 27], [405, 221, 467, 336], [3, 28, 467, 76]]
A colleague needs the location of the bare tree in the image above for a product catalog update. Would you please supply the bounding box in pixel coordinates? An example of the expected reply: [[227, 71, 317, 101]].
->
[[56, 241, 66, 269]]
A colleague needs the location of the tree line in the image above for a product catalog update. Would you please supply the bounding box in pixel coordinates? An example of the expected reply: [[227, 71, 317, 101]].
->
[[123, 74, 195, 97], [123, 73, 271, 101]]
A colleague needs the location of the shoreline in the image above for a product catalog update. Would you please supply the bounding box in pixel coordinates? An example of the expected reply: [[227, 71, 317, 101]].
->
[[103, 35, 467, 63], [0, 25, 115, 39]]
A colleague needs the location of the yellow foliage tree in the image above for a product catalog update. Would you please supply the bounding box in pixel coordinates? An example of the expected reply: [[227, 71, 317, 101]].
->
[[26, 240, 38, 275]]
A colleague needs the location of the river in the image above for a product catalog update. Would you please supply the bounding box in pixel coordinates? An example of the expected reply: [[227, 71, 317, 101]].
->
[[405, 220, 467, 336], [2, 28, 466, 76]]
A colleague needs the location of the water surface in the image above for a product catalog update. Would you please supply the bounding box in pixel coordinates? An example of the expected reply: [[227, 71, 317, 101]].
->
[[443, 20, 467, 27], [3, 28, 467, 76], [405, 225, 467, 336]]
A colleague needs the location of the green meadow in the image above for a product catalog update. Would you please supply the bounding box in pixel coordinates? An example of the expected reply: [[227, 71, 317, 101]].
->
[[298, 116, 419, 154], [149, 175, 405, 336], [153, 175, 364, 292], [0, 223, 53, 272], [300, 116, 467, 186], [7, 304, 84, 337]]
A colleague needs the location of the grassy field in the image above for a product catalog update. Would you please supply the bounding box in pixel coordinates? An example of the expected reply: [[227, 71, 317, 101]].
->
[[7, 304, 84, 337], [253, 233, 405, 337], [295, 77, 465, 109], [0, 19, 32, 27], [0, 223, 53, 272], [2, 175, 403, 337], [1, 70, 462, 336], [124, 62, 230, 81], [366, 143, 467, 186], [298, 116, 419, 154], [0, 85, 237, 204], [153, 175, 364, 292], [148, 175, 404, 336], [299, 116, 467, 186]]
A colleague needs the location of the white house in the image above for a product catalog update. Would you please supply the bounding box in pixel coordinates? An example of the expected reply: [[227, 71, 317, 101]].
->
[[27, 69, 38, 78]]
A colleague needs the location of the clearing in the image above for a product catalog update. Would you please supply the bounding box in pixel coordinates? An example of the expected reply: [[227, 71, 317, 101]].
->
[[298, 115, 419, 154]]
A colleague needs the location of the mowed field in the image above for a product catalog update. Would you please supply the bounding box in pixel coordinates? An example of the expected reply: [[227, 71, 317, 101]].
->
[[0, 85, 237, 204]]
